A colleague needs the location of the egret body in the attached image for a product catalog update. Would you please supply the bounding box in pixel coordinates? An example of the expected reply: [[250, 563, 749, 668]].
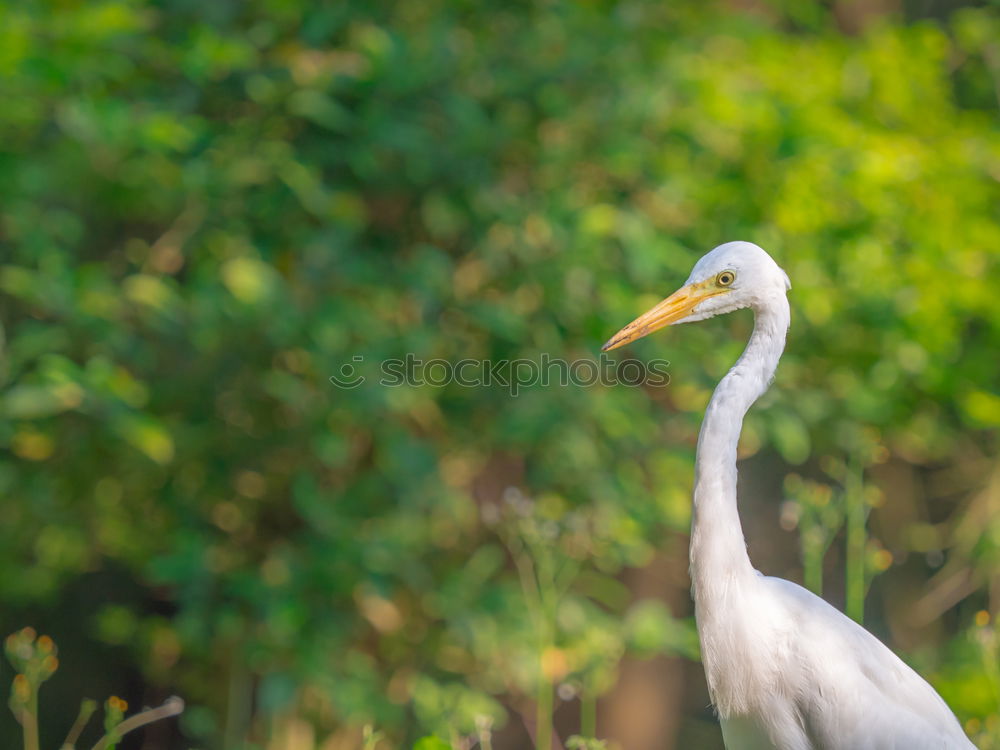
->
[[604, 242, 973, 750]]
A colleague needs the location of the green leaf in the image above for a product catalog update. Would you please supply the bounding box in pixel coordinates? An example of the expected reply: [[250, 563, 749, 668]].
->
[[413, 737, 452, 750], [1, 383, 83, 418]]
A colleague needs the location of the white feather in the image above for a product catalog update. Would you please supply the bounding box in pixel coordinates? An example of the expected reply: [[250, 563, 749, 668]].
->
[[675, 242, 974, 750]]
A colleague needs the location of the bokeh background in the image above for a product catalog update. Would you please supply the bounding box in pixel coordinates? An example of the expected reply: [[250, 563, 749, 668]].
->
[[1, 0, 999, 748]]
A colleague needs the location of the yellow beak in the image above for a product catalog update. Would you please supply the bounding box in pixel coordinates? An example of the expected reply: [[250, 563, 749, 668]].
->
[[602, 279, 727, 352]]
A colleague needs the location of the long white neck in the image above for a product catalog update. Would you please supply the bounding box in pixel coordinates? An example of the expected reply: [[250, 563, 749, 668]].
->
[[689, 294, 790, 601]]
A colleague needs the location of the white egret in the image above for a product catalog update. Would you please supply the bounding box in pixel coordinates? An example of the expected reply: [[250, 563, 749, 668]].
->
[[603, 242, 974, 750]]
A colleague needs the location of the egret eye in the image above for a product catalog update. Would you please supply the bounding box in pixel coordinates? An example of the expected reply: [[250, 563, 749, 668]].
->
[[717, 271, 736, 287]]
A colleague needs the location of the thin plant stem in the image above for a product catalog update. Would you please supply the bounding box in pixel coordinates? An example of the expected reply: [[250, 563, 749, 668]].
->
[[535, 678, 553, 750], [802, 527, 824, 597], [89, 697, 184, 750], [61, 699, 98, 750], [511, 544, 544, 633], [804, 547, 823, 596], [980, 625, 1000, 715], [845, 458, 866, 624], [535, 548, 558, 750], [506, 527, 557, 750], [23, 684, 40, 750], [579, 693, 596, 739]]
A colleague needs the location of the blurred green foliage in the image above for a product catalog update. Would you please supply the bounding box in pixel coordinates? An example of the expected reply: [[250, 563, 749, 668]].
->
[[0, 0, 998, 747]]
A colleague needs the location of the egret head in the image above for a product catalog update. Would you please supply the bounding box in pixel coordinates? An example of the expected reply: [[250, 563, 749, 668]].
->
[[602, 241, 790, 352]]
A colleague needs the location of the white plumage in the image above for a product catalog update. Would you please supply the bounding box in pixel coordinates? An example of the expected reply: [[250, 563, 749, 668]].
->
[[604, 242, 974, 750]]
